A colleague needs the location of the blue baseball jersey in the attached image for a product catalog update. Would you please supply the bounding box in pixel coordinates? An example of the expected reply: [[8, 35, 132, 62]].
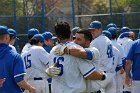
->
[[0, 43, 26, 93], [126, 39, 140, 80]]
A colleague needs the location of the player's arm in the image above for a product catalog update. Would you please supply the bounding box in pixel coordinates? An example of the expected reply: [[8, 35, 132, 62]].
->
[[17, 80, 36, 93], [125, 59, 132, 87], [65, 48, 92, 59], [85, 71, 106, 80], [54, 44, 94, 60]]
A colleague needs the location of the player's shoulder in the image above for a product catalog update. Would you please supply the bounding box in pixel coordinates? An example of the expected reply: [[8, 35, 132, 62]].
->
[[66, 42, 82, 48]]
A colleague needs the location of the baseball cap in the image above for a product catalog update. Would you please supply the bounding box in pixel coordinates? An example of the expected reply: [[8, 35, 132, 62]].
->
[[0, 26, 9, 35], [88, 21, 102, 30], [32, 34, 45, 42], [106, 23, 117, 30], [28, 28, 39, 36], [42, 32, 56, 40], [121, 27, 130, 33], [107, 27, 117, 35], [71, 27, 80, 37], [102, 30, 112, 39], [8, 28, 17, 38]]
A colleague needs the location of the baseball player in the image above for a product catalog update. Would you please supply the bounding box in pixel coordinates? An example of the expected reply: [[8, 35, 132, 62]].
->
[[125, 38, 140, 93], [42, 32, 56, 53], [21, 28, 39, 54], [21, 34, 51, 93], [47, 21, 106, 93], [0, 25, 35, 93], [8, 28, 18, 52], [71, 26, 80, 40], [117, 27, 134, 93], [103, 30, 124, 93], [88, 20, 116, 93]]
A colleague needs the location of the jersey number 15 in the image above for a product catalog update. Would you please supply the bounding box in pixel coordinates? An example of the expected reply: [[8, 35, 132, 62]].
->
[[24, 54, 31, 69]]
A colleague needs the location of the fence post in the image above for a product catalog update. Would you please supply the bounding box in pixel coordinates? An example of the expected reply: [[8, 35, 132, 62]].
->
[[109, 0, 113, 23], [42, 0, 45, 32], [72, 0, 76, 28]]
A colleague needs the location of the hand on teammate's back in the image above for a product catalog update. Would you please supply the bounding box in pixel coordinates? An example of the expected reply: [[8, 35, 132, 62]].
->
[[54, 44, 67, 55], [46, 66, 61, 77]]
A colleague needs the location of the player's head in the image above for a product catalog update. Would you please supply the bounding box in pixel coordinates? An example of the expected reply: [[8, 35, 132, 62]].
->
[[106, 23, 117, 30], [54, 21, 71, 42], [0, 25, 10, 44], [30, 34, 45, 46], [28, 28, 39, 40], [8, 28, 18, 45], [107, 27, 117, 39], [42, 31, 56, 47], [88, 20, 102, 39], [102, 30, 112, 40], [121, 27, 130, 33], [71, 27, 80, 40], [74, 28, 92, 48]]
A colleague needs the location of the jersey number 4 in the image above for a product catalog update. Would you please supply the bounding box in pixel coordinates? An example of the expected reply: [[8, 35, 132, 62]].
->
[[24, 54, 31, 69], [107, 44, 113, 58], [54, 57, 64, 76]]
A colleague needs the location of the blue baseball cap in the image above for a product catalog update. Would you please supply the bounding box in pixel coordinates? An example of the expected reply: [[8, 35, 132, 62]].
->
[[71, 27, 80, 37], [106, 23, 117, 29], [8, 28, 17, 38], [88, 21, 102, 30], [42, 32, 56, 40], [121, 27, 130, 33], [107, 27, 117, 35], [0, 26, 9, 35], [32, 34, 45, 42], [102, 30, 112, 39], [28, 28, 39, 36]]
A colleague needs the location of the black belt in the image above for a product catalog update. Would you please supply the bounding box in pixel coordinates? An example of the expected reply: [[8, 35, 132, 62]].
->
[[34, 77, 43, 80]]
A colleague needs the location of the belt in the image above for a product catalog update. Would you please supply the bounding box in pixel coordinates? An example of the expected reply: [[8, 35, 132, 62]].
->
[[34, 77, 43, 80]]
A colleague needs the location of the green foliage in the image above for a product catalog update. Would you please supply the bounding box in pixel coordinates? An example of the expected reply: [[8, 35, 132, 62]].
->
[[129, 0, 140, 4]]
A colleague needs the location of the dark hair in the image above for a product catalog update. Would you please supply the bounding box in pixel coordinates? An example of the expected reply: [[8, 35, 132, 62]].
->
[[112, 34, 117, 39], [30, 38, 43, 45], [76, 28, 93, 42], [28, 35, 34, 40], [54, 21, 71, 41], [10, 35, 15, 40]]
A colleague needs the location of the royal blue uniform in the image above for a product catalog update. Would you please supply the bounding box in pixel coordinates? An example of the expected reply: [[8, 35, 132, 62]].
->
[[0, 43, 26, 93], [126, 39, 140, 80]]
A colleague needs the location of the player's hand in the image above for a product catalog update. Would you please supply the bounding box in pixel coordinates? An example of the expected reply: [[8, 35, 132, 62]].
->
[[0, 78, 5, 87], [125, 77, 132, 87], [29, 86, 36, 93], [54, 44, 67, 55], [46, 66, 60, 77]]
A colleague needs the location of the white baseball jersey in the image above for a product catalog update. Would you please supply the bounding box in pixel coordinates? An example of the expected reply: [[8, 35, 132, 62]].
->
[[49, 42, 96, 93], [90, 35, 114, 72], [21, 43, 32, 54], [21, 45, 50, 93], [117, 37, 133, 56], [9, 44, 17, 52], [84, 47, 102, 92], [117, 38, 133, 92]]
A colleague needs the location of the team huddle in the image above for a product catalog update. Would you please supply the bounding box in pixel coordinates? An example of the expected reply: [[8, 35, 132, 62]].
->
[[0, 20, 139, 93]]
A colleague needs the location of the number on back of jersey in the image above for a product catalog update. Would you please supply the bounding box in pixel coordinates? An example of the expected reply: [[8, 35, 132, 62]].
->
[[24, 54, 31, 69], [107, 44, 113, 58]]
